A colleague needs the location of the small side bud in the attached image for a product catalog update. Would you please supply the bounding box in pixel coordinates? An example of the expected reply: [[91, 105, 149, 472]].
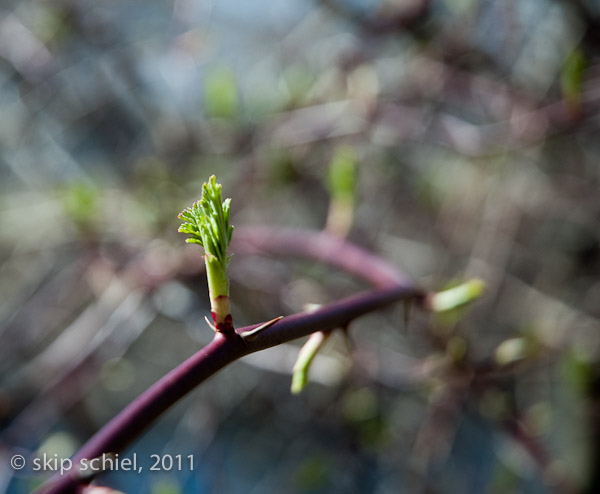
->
[[291, 331, 330, 394], [427, 279, 485, 313], [495, 337, 529, 366]]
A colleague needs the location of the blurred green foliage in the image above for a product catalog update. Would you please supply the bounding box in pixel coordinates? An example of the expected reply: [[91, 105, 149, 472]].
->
[[204, 67, 239, 119], [60, 181, 100, 232], [327, 147, 357, 203]]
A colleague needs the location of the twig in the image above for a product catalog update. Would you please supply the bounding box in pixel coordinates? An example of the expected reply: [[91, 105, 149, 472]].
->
[[232, 227, 411, 289], [317, 0, 430, 36], [36, 230, 423, 494], [503, 418, 578, 494]]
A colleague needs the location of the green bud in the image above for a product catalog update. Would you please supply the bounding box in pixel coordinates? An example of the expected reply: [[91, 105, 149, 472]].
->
[[178, 176, 234, 332], [428, 279, 485, 312]]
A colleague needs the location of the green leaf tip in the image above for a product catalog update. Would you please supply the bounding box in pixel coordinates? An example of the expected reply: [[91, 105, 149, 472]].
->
[[178, 175, 234, 269], [428, 278, 485, 313]]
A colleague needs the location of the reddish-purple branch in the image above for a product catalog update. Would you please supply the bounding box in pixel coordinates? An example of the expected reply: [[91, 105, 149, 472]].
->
[[232, 227, 411, 289], [36, 229, 422, 494]]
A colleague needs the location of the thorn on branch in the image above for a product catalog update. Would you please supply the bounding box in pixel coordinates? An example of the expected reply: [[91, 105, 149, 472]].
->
[[239, 316, 284, 341]]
